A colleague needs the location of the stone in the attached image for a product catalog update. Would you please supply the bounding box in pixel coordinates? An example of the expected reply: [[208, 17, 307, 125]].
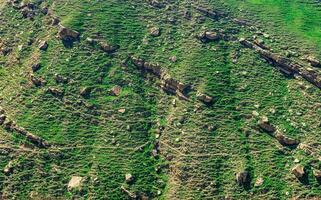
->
[[305, 55, 320, 67], [169, 56, 177, 63], [99, 42, 119, 53], [275, 132, 299, 146], [58, 25, 80, 41], [313, 169, 321, 182], [68, 176, 83, 190], [0, 115, 6, 125], [38, 40, 48, 51], [254, 177, 264, 187], [3, 161, 14, 175], [80, 87, 92, 98], [292, 164, 305, 179], [31, 63, 41, 72], [47, 87, 64, 97], [196, 93, 214, 104], [258, 117, 276, 134], [236, 171, 250, 186], [118, 108, 126, 113], [150, 27, 160, 37], [54, 74, 69, 84], [199, 31, 220, 42], [110, 85, 122, 96], [30, 75, 46, 87], [125, 173, 134, 183]]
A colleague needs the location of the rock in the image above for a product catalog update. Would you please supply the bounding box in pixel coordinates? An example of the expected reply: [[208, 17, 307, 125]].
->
[[31, 63, 41, 72], [80, 87, 92, 98], [30, 75, 46, 87], [275, 132, 299, 146], [183, 10, 192, 19], [118, 108, 126, 113], [150, 27, 160, 37], [254, 177, 264, 187], [258, 117, 276, 134], [0, 115, 6, 125], [68, 176, 83, 190], [313, 169, 321, 182], [99, 41, 119, 53], [110, 85, 122, 96], [38, 40, 48, 51], [58, 25, 80, 41], [47, 87, 64, 97], [125, 173, 134, 183], [305, 55, 321, 68], [198, 31, 220, 42], [169, 56, 177, 63], [54, 74, 69, 84], [236, 171, 250, 186], [149, 0, 164, 8], [292, 164, 305, 179], [41, 7, 48, 15], [3, 161, 14, 175], [51, 17, 60, 26], [196, 93, 214, 104], [120, 186, 137, 199]]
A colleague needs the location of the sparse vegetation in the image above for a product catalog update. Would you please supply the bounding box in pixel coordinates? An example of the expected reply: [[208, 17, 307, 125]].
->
[[0, 0, 321, 199]]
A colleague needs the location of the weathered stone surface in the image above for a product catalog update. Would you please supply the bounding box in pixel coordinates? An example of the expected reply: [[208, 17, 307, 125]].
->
[[58, 25, 80, 41], [68, 176, 83, 190], [0, 115, 7, 125], [196, 93, 214, 104], [150, 27, 160, 37], [292, 164, 305, 179], [254, 177, 264, 187], [110, 85, 122, 96], [198, 31, 220, 42], [38, 40, 48, 51], [3, 161, 14, 175], [236, 171, 250, 186], [275, 132, 299, 146]]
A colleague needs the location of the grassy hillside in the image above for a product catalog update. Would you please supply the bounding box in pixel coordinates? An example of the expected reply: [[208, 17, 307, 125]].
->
[[0, 0, 321, 199]]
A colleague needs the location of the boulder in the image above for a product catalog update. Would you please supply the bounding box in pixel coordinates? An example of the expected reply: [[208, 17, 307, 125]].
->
[[0, 115, 7, 125], [47, 87, 64, 97], [292, 164, 305, 179], [3, 161, 14, 175], [196, 93, 214, 104], [150, 27, 160, 37], [38, 40, 48, 51], [313, 169, 321, 182], [198, 31, 220, 42], [110, 85, 122, 96], [58, 25, 80, 41], [305, 56, 320, 68], [236, 171, 250, 186], [30, 75, 46, 87], [54, 74, 69, 84], [68, 176, 84, 190], [258, 117, 276, 134], [80, 87, 92, 98], [125, 173, 134, 183], [275, 132, 299, 146], [31, 63, 41, 72], [99, 42, 119, 53], [254, 177, 264, 187]]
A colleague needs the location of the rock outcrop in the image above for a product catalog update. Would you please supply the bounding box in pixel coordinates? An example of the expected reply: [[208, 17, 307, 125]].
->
[[130, 56, 190, 100], [240, 38, 321, 90], [196, 93, 214, 104], [198, 31, 221, 42], [236, 171, 251, 186], [58, 25, 80, 41], [0, 108, 50, 148], [292, 164, 305, 179]]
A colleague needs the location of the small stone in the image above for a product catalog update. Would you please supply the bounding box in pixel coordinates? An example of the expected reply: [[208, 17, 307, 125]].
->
[[294, 158, 300, 163], [118, 108, 126, 113], [252, 111, 259, 117], [68, 176, 83, 190], [292, 164, 305, 179], [169, 56, 177, 63], [150, 27, 160, 37], [254, 177, 264, 187], [110, 85, 122, 96], [125, 173, 134, 183], [313, 169, 321, 181], [38, 40, 48, 51], [236, 171, 250, 186]]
